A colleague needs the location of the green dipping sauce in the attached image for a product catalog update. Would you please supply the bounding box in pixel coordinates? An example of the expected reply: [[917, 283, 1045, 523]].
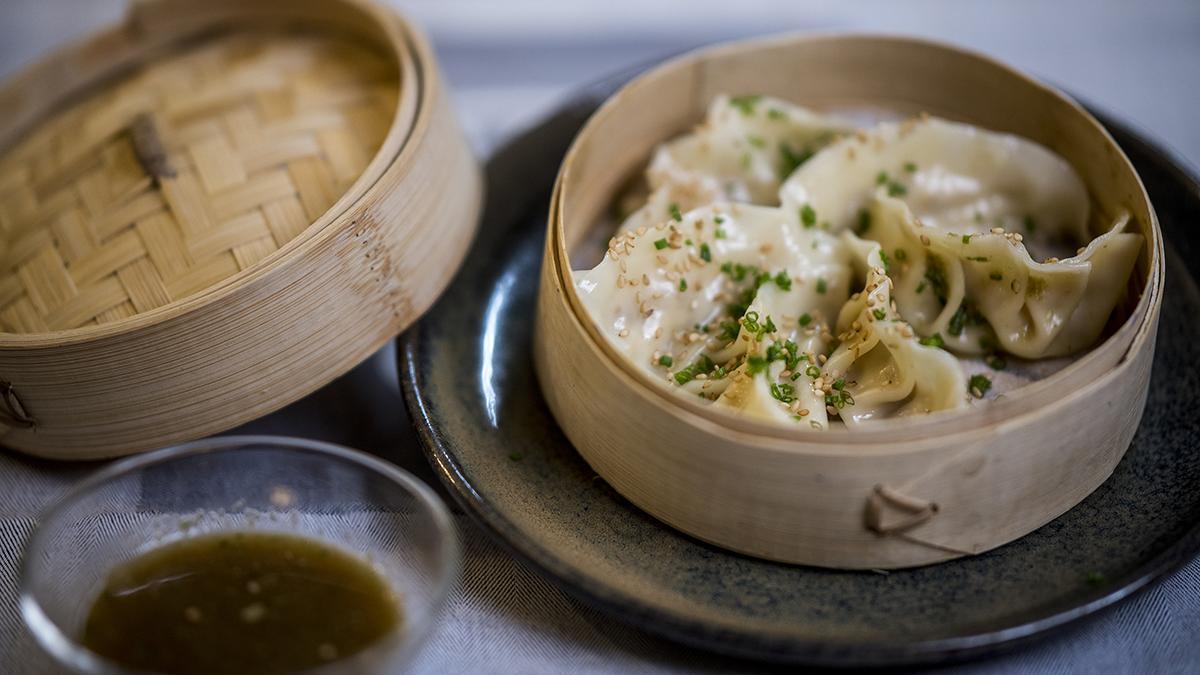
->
[[81, 531, 401, 674]]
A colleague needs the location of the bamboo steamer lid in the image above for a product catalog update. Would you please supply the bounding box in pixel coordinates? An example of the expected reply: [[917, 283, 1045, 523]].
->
[[0, 0, 482, 459], [535, 34, 1164, 568]]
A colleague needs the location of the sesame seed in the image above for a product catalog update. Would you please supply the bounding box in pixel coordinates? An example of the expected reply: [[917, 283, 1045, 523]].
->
[[990, 227, 1005, 234], [656, 254, 668, 265], [642, 273, 650, 285], [616, 275, 625, 288], [797, 409, 810, 417], [818, 354, 828, 364], [618, 329, 629, 338], [827, 406, 838, 416], [920, 234, 931, 246]]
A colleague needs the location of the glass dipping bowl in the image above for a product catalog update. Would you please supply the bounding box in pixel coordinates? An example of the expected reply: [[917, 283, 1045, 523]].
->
[[20, 436, 458, 674]]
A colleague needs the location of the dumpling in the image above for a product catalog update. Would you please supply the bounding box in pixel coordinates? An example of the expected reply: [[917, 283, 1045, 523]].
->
[[616, 95, 852, 234], [850, 196, 1141, 358], [706, 282, 835, 430], [779, 116, 1091, 261], [821, 236, 969, 425], [575, 202, 852, 417]]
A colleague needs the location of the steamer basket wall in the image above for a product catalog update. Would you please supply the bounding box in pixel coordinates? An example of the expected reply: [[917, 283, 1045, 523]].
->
[[534, 34, 1163, 569]]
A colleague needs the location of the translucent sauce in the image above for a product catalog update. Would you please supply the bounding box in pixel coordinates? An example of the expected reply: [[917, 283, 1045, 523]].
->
[[81, 531, 401, 675]]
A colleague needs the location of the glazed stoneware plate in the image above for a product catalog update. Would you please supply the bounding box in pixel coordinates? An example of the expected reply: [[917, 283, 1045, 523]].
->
[[400, 74, 1200, 666]]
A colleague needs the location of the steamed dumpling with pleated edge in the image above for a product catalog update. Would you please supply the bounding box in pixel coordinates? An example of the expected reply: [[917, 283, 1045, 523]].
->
[[779, 116, 1090, 261], [821, 237, 969, 425], [703, 282, 837, 430], [848, 196, 1141, 358], [575, 203, 853, 389], [615, 95, 852, 234]]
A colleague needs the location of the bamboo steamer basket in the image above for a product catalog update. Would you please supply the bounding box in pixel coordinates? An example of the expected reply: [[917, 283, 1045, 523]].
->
[[535, 34, 1164, 569], [0, 0, 481, 459]]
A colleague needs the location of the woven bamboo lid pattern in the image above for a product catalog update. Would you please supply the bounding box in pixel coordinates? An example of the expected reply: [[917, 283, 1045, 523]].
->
[[0, 31, 398, 333], [0, 0, 481, 459]]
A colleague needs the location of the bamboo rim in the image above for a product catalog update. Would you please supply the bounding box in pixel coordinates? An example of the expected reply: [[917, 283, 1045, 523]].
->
[[0, 0, 419, 348], [549, 32, 1164, 446]]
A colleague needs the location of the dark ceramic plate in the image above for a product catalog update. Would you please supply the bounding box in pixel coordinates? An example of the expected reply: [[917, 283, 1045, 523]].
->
[[400, 75, 1200, 666]]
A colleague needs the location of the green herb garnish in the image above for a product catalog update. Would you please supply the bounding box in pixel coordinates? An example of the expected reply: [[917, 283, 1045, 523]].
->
[[654, 238, 668, 250], [699, 243, 712, 262], [919, 333, 945, 348], [658, 355, 674, 367], [800, 203, 817, 228], [816, 278, 828, 294], [779, 142, 813, 178], [968, 374, 992, 398], [798, 313, 813, 327], [730, 94, 762, 116], [855, 208, 872, 235], [770, 382, 797, 403], [669, 203, 682, 221], [872, 308, 886, 321]]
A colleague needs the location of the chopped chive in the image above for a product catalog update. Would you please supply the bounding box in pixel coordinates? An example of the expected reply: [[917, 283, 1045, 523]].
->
[[887, 181, 907, 197], [669, 203, 683, 222], [714, 228, 727, 239], [855, 208, 872, 235], [658, 355, 674, 367], [985, 353, 1007, 370], [816, 278, 828, 294], [679, 278, 688, 292], [654, 238, 668, 250], [962, 234, 973, 244], [904, 161, 917, 173], [713, 215, 725, 224], [746, 355, 769, 375], [800, 203, 817, 228], [699, 243, 712, 262], [966, 255, 989, 262], [798, 313, 813, 327], [805, 365, 821, 379], [872, 308, 886, 321], [895, 248, 907, 262], [747, 135, 766, 149], [770, 382, 797, 403], [919, 333, 945, 348], [832, 378, 845, 391], [989, 271, 1003, 281], [876, 170, 889, 186], [779, 142, 813, 178], [729, 94, 762, 116], [968, 374, 992, 398], [878, 250, 892, 274], [767, 107, 787, 120], [774, 271, 792, 291], [916, 280, 927, 294]]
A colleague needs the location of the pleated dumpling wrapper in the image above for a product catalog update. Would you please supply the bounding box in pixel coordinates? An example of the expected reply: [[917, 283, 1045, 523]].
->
[[616, 95, 853, 235]]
